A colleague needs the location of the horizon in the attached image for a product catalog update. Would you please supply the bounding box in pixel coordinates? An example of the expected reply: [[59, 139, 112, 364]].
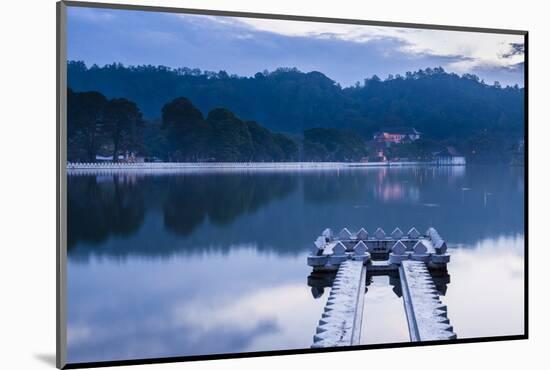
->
[[67, 6, 525, 88]]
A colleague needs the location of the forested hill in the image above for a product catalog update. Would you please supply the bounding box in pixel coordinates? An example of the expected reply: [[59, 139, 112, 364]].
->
[[67, 61, 524, 140]]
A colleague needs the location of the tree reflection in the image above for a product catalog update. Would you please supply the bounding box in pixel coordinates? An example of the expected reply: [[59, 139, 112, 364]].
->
[[68, 175, 145, 248], [67, 166, 523, 260], [68, 172, 298, 251], [302, 171, 365, 204], [163, 173, 297, 235]]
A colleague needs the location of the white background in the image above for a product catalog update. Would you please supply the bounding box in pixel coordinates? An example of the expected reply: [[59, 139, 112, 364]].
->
[[0, 0, 547, 368]]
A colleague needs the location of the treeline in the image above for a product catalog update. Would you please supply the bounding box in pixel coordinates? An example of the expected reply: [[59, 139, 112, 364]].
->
[[67, 89, 143, 162], [68, 91, 371, 162], [68, 61, 524, 141], [159, 97, 297, 162]]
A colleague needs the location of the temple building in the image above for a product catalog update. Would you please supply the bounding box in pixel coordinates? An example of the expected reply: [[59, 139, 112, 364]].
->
[[373, 127, 421, 144]]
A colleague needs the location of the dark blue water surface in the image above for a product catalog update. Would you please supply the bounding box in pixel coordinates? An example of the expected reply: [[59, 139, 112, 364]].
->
[[67, 165, 525, 363]]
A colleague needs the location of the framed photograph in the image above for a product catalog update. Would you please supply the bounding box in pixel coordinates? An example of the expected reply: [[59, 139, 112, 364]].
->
[[56, 1, 527, 368]]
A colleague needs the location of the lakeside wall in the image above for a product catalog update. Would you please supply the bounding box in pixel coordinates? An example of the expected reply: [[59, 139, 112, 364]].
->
[[67, 161, 453, 171]]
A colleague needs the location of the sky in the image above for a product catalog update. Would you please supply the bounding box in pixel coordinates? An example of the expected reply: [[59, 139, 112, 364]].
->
[[67, 6, 525, 87]]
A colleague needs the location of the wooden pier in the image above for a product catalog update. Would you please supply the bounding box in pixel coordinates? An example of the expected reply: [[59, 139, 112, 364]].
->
[[307, 227, 455, 347]]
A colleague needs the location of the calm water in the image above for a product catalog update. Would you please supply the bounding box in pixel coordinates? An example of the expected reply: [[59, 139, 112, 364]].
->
[[67, 166, 525, 363]]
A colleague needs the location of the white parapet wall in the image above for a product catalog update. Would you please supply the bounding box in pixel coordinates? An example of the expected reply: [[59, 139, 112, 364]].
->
[[399, 260, 456, 341], [312, 260, 366, 347], [66, 161, 449, 173]]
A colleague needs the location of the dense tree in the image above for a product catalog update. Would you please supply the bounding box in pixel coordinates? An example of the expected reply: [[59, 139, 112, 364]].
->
[[273, 133, 299, 161], [67, 89, 108, 162], [142, 119, 169, 160], [303, 128, 368, 161], [68, 91, 143, 162], [244, 120, 284, 161], [67, 62, 524, 148], [161, 97, 210, 161], [103, 98, 143, 162], [68, 92, 301, 163], [158, 97, 300, 162], [67, 61, 525, 163], [206, 108, 254, 162]]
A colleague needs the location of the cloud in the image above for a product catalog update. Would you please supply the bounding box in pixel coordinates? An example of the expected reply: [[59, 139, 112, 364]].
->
[[191, 14, 524, 76], [67, 7, 525, 86], [139, 30, 178, 44], [68, 7, 117, 23], [501, 43, 525, 58], [445, 235, 524, 338], [66, 248, 319, 362]]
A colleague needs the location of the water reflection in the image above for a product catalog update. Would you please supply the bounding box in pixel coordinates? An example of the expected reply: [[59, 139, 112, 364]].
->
[[67, 166, 524, 363], [361, 276, 410, 345], [67, 175, 145, 248], [67, 249, 325, 362], [443, 234, 524, 339], [372, 168, 420, 203], [162, 174, 297, 235], [68, 166, 524, 260]]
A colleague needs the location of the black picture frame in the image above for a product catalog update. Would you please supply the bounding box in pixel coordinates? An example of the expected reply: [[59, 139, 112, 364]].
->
[[56, 1, 528, 368]]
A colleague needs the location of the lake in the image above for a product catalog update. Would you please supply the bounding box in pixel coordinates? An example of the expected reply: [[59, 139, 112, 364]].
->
[[66, 165, 525, 363]]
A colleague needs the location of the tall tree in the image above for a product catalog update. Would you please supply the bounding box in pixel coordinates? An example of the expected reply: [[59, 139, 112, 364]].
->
[[104, 98, 143, 162], [67, 90, 108, 162], [207, 108, 253, 162], [161, 97, 209, 161]]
